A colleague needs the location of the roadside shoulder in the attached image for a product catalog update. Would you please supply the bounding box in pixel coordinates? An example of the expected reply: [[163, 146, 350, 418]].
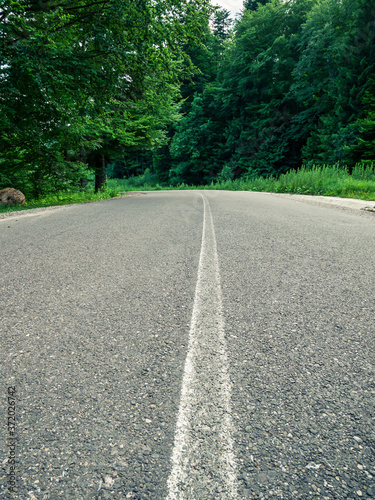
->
[[263, 193, 375, 212]]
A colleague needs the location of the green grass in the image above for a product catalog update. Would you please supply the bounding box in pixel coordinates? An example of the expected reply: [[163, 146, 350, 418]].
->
[[0, 186, 120, 213], [245, 163, 375, 200], [107, 169, 165, 192], [2, 163, 375, 212], [109, 163, 375, 201]]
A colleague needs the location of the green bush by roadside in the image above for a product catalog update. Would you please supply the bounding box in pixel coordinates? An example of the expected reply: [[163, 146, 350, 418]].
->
[[109, 163, 375, 201], [2, 163, 374, 213], [0, 186, 119, 213]]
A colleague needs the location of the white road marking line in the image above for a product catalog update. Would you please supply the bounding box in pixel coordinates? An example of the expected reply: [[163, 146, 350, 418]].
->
[[167, 194, 238, 499]]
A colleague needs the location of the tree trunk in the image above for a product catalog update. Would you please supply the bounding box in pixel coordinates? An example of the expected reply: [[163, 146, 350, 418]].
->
[[94, 153, 107, 192]]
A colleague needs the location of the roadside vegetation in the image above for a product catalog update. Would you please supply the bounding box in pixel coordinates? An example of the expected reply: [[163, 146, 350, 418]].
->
[[0, 186, 119, 213], [107, 163, 375, 201], [1, 0, 374, 210], [2, 162, 374, 214]]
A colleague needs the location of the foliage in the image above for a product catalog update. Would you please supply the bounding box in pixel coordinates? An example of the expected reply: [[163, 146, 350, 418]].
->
[[169, 86, 229, 185], [166, 0, 375, 185], [0, 0, 210, 195], [0, 185, 120, 213], [290, 0, 375, 167], [344, 85, 375, 165], [243, 0, 271, 12], [2, 0, 374, 195], [106, 162, 375, 202]]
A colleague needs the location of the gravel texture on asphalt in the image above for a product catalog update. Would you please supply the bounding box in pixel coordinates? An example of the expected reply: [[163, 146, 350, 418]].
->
[[210, 191, 375, 500], [1, 193, 201, 499], [1, 191, 374, 499]]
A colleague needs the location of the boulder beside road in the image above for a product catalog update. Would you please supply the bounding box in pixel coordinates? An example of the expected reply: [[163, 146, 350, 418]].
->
[[0, 187, 25, 206]]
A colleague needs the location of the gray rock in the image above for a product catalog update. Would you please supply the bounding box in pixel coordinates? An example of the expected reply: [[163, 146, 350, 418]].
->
[[0, 187, 25, 206]]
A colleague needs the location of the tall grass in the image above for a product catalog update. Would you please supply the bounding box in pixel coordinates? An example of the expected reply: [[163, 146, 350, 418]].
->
[[107, 169, 163, 192], [2, 162, 374, 213], [0, 186, 120, 213], [109, 163, 375, 201], [245, 163, 375, 200]]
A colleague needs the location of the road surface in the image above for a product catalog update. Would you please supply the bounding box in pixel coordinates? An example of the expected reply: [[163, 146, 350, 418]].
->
[[1, 191, 374, 499]]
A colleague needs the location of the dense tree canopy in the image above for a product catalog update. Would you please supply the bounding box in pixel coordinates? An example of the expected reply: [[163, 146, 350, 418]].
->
[[1, 0, 374, 195], [168, 0, 375, 184], [0, 0, 210, 195]]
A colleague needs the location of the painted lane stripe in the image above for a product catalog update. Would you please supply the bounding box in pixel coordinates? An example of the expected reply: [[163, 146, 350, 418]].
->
[[167, 194, 238, 499]]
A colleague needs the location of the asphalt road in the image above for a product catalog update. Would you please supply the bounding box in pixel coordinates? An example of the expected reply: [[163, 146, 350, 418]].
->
[[1, 191, 374, 500]]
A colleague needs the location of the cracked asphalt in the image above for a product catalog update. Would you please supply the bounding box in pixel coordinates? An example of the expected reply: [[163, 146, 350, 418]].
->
[[1, 190, 374, 499]]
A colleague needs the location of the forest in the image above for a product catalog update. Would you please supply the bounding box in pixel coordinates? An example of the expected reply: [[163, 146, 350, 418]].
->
[[1, 0, 374, 202]]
